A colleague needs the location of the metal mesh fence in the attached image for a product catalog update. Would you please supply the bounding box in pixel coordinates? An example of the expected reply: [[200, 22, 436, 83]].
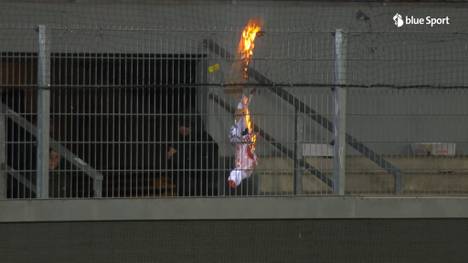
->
[[1, 25, 468, 198]]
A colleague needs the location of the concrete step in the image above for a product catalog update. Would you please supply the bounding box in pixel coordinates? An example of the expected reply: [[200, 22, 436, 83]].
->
[[255, 156, 468, 194]]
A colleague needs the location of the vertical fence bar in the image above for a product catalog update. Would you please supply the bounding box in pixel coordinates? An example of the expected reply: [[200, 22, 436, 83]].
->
[[0, 112, 5, 199], [36, 25, 51, 198], [333, 29, 347, 195]]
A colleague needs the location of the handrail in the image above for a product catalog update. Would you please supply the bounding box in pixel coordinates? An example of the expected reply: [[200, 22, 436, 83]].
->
[[0, 102, 103, 197], [6, 165, 36, 195]]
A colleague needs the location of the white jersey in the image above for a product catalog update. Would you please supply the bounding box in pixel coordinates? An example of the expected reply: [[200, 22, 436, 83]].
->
[[228, 97, 257, 187]]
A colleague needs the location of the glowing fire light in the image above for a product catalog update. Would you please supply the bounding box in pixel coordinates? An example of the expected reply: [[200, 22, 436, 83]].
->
[[238, 20, 262, 80], [241, 96, 257, 158]]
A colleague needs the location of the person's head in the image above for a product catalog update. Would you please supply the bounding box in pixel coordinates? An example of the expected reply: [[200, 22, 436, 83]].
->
[[49, 149, 60, 170], [178, 125, 191, 137]]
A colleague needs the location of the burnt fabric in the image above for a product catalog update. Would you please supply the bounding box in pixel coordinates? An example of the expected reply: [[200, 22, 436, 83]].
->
[[228, 95, 257, 187]]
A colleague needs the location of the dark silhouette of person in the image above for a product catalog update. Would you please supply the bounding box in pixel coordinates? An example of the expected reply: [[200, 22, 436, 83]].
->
[[165, 116, 219, 196]]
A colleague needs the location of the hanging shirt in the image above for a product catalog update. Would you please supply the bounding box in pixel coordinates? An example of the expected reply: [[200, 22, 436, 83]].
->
[[229, 110, 257, 172]]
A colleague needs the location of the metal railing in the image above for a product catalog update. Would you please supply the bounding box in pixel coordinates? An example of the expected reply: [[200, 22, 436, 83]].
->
[[1, 25, 468, 198]]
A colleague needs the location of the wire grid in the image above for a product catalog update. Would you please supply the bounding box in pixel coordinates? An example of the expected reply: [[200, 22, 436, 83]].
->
[[1, 26, 468, 198], [0, 28, 38, 199]]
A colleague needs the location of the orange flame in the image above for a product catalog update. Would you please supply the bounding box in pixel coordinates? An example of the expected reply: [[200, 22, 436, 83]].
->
[[245, 107, 256, 145], [239, 20, 262, 79], [241, 96, 257, 156]]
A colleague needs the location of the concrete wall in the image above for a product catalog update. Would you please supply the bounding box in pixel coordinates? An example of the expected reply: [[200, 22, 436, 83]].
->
[[1, 197, 468, 221], [1, 1, 468, 156], [1, 218, 468, 263]]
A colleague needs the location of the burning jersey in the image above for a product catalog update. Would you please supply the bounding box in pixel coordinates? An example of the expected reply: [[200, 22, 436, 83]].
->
[[228, 95, 257, 187]]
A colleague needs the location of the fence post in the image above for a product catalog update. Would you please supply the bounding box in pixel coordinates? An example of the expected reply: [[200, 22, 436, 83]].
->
[[293, 106, 303, 195], [36, 25, 51, 198], [333, 29, 347, 195]]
